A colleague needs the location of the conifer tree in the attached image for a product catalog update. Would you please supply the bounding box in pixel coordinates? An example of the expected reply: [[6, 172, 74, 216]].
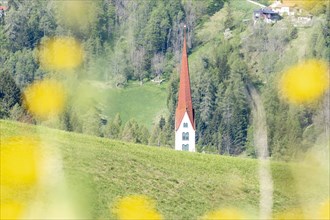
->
[[82, 107, 102, 137], [105, 113, 122, 139], [149, 125, 160, 146], [0, 72, 21, 118]]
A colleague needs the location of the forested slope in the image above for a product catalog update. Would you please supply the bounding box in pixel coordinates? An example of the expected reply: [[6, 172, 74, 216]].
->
[[0, 0, 328, 160]]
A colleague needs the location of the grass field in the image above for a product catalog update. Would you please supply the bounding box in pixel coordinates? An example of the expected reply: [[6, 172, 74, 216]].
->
[[103, 82, 168, 129], [1, 120, 328, 219], [74, 81, 168, 129]]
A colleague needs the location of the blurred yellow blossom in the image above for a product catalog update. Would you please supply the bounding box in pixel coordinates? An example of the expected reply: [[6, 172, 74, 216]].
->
[[279, 60, 329, 104], [23, 80, 66, 119], [319, 199, 329, 219], [201, 208, 246, 220], [112, 195, 162, 220], [1, 137, 41, 186], [0, 201, 24, 220], [273, 209, 305, 220], [56, 1, 96, 31], [283, 0, 327, 10], [38, 37, 84, 70]]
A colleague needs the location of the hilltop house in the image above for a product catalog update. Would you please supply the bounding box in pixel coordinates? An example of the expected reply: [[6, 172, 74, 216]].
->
[[268, 0, 313, 27], [269, 0, 296, 16], [175, 25, 195, 152], [0, 6, 7, 11], [254, 8, 281, 23], [0, 5, 7, 18]]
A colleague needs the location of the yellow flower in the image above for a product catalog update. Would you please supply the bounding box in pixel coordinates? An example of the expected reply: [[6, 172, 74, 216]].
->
[[201, 208, 246, 220], [112, 195, 163, 220], [56, 1, 96, 31], [0, 137, 41, 186], [279, 60, 329, 104], [23, 80, 66, 119], [0, 201, 24, 220], [283, 0, 327, 10], [319, 199, 330, 219], [38, 37, 84, 70], [273, 209, 305, 220]]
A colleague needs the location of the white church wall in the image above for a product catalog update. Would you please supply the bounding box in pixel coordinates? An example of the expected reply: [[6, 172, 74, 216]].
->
[[175, 112, 195, 152]]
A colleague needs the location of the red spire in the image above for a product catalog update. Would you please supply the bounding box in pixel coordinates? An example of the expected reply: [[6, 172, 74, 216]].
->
[[175, 25, 195, 130]]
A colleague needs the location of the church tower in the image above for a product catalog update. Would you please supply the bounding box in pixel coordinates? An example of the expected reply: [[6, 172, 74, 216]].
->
[[175, 25, 195, 152]]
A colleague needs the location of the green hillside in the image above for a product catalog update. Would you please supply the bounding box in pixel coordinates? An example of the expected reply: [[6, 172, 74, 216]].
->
[[1, 120, 328, 219], [75, 81, 168, 129]]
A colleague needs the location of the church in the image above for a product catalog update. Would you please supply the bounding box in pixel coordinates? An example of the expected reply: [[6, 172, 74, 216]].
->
[[175, 25, 195, 152]]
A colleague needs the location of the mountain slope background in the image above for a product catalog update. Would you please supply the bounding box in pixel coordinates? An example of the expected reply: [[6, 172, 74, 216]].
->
[[0, 1, 328, 157]]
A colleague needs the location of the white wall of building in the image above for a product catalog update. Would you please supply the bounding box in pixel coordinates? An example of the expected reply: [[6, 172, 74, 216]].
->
[[175, 112, 195, 152]]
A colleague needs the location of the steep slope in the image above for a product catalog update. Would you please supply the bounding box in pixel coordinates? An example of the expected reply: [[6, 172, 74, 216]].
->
[[1, 120, 328, 219]]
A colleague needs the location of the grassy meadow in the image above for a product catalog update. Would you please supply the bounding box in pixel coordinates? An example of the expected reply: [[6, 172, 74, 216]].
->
[[1, 120, 328, 219], [73, 81, 168, 129]]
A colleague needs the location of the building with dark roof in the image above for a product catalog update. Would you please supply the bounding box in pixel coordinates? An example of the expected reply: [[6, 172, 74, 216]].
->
[[254, 8, 281, 23]]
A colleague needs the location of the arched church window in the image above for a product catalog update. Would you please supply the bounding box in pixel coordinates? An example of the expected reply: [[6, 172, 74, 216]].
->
[[183, 122, 188, 128], [182, 132, 189, 140], [182, 144, 189, 151]]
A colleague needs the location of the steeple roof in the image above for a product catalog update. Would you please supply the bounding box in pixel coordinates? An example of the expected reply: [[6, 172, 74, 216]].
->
[[175, 25, 195, 130]]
